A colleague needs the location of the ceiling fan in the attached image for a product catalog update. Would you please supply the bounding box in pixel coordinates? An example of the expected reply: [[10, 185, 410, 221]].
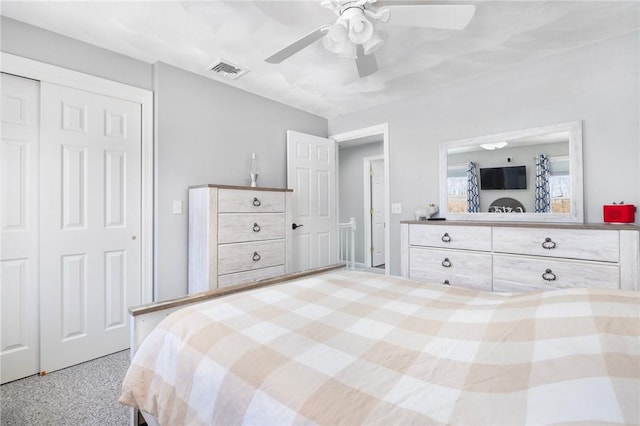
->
[[265, 0, 476, 78]]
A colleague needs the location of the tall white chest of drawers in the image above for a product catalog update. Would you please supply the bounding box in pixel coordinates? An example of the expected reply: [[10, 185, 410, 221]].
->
[[188, 185, 293, 294], [401, 221, 640, 293]]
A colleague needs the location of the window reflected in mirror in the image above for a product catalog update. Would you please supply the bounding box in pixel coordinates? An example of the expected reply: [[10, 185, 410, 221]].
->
[[447, 164, 468, 213], [549, 156, 570, 213]]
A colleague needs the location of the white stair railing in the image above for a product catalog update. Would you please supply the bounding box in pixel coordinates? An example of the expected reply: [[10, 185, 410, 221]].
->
[[338, 217, 356, 269]]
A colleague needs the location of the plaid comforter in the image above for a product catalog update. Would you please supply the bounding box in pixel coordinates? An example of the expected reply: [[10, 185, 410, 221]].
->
[[120, 270, 640, 425]]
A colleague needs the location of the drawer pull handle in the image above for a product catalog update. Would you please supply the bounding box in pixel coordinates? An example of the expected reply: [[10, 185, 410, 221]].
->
[[541, 237, 557, 249], [252, 252, 261, 262], [253, 223, 261, 232], [443, 280, 451, 286], [441, 233, 452, 243], [441, 257, 452, 268], [252, 197, 261, 207], [542, 269, 557, 281]]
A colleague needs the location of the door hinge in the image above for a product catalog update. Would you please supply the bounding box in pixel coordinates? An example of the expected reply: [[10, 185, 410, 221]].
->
[[370, 208, 374, 216], [370, 247, 374, 253], [369, 168, 373, 176]]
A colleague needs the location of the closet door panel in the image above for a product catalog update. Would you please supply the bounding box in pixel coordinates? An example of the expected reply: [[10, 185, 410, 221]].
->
[[0, 73, 40, 384], [39, 82, 142, 374]]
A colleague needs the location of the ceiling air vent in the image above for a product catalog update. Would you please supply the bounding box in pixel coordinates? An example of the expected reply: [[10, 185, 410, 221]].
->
[[209, 59, 249, 80]]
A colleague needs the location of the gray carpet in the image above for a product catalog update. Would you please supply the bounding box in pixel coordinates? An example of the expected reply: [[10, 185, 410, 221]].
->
[[1, 350, 130, 426]]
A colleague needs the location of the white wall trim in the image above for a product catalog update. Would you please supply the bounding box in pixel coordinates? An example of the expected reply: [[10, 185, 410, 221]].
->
[[362, 155, 385, 268], [1, 52, 154, 304], [331, 123, 390, 275]]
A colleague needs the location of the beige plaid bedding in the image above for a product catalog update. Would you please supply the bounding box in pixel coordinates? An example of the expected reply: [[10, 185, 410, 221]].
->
[[120, 270, 640, 425]]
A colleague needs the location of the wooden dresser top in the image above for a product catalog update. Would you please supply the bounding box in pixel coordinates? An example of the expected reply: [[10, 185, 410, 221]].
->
[[401, 220, 640, 231], [189, 184, 293, 192]]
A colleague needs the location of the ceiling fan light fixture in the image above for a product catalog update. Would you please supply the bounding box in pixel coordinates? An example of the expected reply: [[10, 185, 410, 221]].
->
[[349, 20, 373, 44], [341, 7, 374, 44], [328, 19, 348, 42], [322, 20, 348, 53]]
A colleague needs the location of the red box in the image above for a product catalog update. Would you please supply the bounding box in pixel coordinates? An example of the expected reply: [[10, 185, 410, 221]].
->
[[603, 204, 636, 223]]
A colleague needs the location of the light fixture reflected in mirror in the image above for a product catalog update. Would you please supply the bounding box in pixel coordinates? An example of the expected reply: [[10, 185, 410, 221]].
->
[[480, 141, 508, 150]]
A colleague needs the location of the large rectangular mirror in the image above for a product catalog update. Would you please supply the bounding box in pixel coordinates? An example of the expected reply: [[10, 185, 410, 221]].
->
[[439, 121, 583, 223]]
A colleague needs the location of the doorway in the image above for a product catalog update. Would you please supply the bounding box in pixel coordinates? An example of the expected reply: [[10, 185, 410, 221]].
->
[[332, 124, 390, 274]]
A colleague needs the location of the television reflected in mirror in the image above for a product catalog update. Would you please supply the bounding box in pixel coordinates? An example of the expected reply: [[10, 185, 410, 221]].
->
[[480, 166, 527, 190], [439, 121, 584, 223]]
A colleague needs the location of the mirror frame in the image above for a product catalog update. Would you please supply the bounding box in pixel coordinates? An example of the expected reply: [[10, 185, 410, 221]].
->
[[439, 120, 584, 223]]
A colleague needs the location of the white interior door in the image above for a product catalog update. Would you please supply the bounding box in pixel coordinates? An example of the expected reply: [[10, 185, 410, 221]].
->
[[39, 82, 142, 373], [286, 131, 336, 272], [371, 159, 385, 267], [1, 73, 40, 384]]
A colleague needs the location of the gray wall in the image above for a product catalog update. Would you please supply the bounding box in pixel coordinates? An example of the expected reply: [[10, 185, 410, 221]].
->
[[154, 62, 327, 300], [1, 17, 153, 90], [329, 31, 640, 275], [338, 142, 384, 264]]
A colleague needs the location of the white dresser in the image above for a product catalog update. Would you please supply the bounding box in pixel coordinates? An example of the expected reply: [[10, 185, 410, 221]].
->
[[401, 221, 640, 293], [188, 185, 293, 294]]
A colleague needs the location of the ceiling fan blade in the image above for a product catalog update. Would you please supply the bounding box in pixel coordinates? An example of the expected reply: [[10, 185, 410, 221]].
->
[[355, 45, 379, 78], [265, 25, 330, 64], [379, 4, 476, 30]]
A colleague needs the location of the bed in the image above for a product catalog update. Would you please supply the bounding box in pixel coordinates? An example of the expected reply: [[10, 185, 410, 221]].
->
[[119, 268, 639, 425]]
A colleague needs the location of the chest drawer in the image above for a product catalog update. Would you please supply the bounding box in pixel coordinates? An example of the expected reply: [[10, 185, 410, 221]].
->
[[493, 228, 619, 262], [409, 247, 492, 292], [218, 265, 286, 288], [493, 254, 620, 292], [218, 213, 285, 244], [218, 240, 285, 275], [218, 189, 285, 213], [410, 225, 492, 251]]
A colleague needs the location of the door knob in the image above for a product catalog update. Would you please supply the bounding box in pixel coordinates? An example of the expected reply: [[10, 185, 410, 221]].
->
[[131, 235, 137, 240], [292, 223, 304, 230]]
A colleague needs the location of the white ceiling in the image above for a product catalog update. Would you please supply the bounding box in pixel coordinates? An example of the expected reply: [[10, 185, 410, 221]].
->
[[2, 1, 638, 118]]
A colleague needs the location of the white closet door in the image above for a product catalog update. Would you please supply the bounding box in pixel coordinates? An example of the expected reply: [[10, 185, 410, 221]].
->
[[39, 82, 142, 373], [1, 73, 40, 384], [286, 131, 337, 272]]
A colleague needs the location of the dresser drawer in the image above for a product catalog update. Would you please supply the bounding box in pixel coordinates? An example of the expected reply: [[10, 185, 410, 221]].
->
[[493, 254, 620, 292], [409, 247, 492, 291], [218, 189, 285, 213], [410, 225, 492, 251], [218, 265, 285, 288], [218, 213, 285, 244], [493, 228, 619, 262], [218, 240, 285, 275]]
